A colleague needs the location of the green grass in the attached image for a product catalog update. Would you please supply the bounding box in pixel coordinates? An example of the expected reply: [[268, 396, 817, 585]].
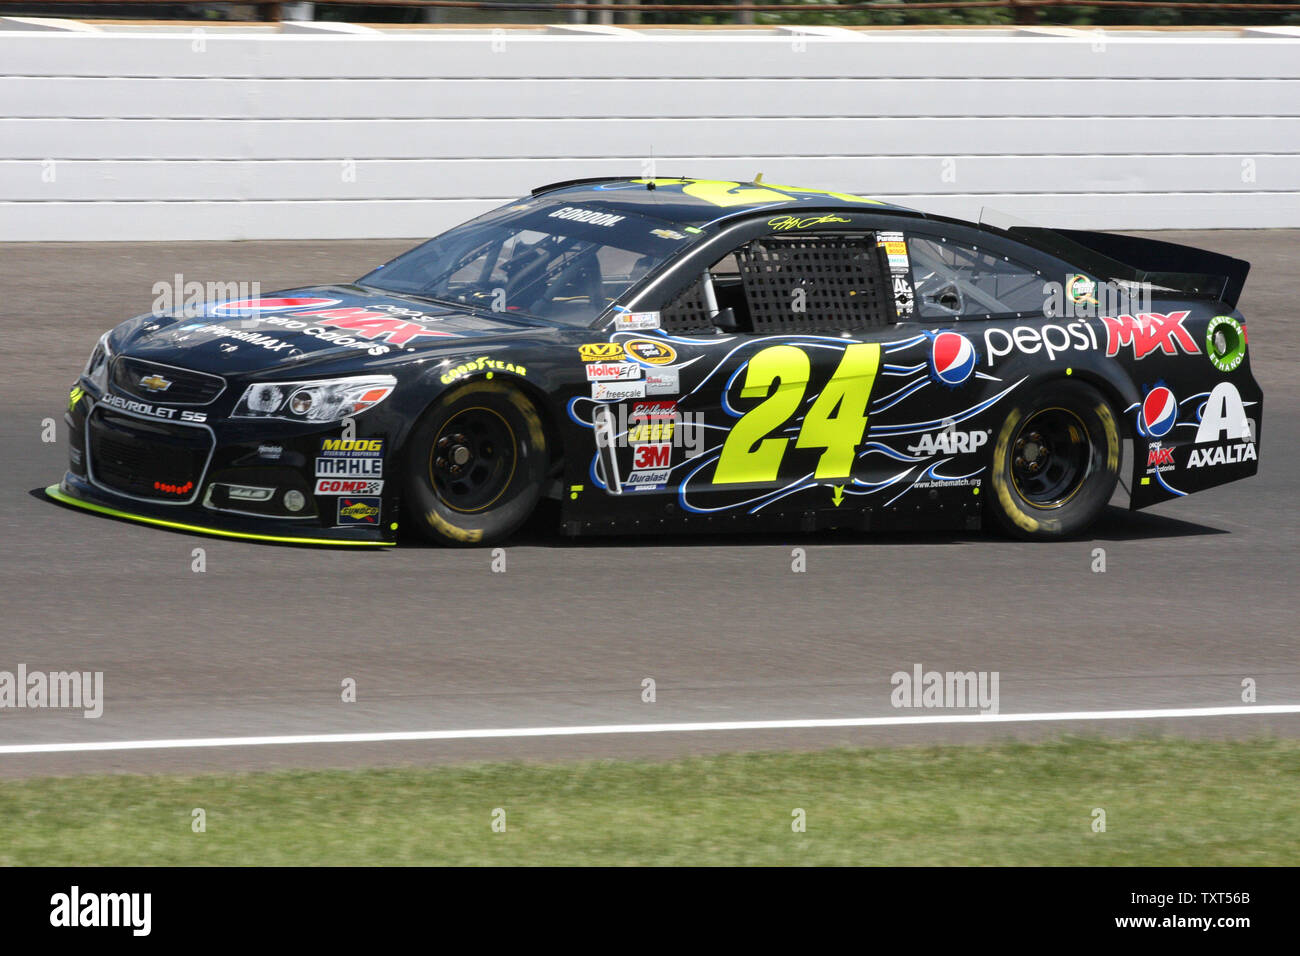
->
[[2, 737, 1298, 865]]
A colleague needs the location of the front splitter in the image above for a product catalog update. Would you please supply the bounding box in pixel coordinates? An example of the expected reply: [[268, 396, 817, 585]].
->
[[45, 483, 395, 548]]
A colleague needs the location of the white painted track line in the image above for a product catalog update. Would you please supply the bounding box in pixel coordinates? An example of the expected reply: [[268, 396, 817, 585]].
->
[[2, 704, 1298, 756]]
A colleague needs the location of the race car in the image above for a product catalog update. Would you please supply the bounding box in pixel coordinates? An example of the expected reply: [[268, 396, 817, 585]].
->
[[50, 177, 1261, 546]]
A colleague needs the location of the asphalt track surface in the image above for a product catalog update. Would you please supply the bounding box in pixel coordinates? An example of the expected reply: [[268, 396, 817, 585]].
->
[[1, 231, 1296, 777]]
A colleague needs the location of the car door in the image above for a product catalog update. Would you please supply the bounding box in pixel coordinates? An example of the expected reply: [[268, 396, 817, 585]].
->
[[634, 221, 901, 520]]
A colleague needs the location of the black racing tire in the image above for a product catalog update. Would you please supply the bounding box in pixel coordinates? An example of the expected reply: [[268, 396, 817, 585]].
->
[[403, 381, 548, 546], [986, 378, 1120, 540]]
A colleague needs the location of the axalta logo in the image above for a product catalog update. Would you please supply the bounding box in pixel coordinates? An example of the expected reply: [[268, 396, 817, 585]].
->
[[1187, 381, 1257, 470], [1194, 382, 1251, 445], [1188, 442, 1256, 468], [322, 439, 383, 453], [1102, 311, 1198, 360], [906, 429, 989, 456]]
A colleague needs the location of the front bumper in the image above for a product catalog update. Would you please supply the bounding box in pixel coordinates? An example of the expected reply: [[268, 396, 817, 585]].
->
[[55, 376, 399, 547], [47, 477, 393, 547]]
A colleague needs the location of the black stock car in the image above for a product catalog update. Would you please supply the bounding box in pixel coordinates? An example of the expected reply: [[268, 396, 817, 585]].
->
[[51, 178, 1261, 547]]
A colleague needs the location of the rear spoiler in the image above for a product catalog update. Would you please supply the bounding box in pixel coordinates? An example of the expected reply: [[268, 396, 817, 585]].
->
[[1007, 227, 1251, 310]]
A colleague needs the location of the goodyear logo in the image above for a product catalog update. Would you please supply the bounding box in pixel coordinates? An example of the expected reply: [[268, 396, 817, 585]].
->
[[622, 339, 677, 366], [440, 356, 527, 385], [579, 342, 625, 362]]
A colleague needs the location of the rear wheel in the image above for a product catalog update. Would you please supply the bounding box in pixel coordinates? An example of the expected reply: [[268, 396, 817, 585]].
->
[[987, 379, 1120, 540], [403, 382, 548, 546]]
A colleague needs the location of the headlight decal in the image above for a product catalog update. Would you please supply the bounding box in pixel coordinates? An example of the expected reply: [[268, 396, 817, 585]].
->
[[232, 375, 397, 423]]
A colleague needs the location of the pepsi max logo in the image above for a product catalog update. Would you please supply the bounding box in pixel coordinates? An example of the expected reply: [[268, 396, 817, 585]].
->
[[1139, 386, 1178, 438], [929, 331, 976, 387], [212, 297, 340, 314]]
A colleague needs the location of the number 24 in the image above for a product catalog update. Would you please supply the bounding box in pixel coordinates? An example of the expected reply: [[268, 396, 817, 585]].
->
[[714, 343, 881, 485]]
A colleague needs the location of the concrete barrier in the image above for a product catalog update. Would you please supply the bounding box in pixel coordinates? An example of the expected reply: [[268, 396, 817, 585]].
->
[[3, 25, 1298, 239]]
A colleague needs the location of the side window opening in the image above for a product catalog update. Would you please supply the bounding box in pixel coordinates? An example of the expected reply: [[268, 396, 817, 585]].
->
[[660, 233, 897, 334], [908, 236, 1045, 318]]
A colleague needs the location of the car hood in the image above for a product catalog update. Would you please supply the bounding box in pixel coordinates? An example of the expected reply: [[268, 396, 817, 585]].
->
[[111, 285, 555, 377]]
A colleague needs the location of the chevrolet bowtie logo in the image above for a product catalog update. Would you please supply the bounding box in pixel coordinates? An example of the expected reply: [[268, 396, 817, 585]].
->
[[137, 374, 172, 393]]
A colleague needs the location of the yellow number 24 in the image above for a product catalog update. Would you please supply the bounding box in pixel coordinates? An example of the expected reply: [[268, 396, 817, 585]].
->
[[714, 343, 881, 485]]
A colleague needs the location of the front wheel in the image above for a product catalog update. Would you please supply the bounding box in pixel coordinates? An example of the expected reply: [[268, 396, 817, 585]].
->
[[403, 381, 548, 546], [987, 379, 1120, 540]]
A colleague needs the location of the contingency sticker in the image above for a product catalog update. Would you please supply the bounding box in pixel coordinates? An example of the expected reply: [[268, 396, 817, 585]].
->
[[877, 230, 914, 317], [613, 310, 661, 332]]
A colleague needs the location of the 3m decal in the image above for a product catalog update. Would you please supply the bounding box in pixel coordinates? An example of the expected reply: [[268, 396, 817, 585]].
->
[[714, 343, 882, 484], [633, 443, 672, 470]]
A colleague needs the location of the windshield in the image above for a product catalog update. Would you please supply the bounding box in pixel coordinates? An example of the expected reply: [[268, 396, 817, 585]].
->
[[357, 200, 698, 327]]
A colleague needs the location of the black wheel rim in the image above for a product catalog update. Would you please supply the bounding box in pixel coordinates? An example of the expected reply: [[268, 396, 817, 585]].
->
[[429, 406, 517, 513], [1010, 407, 1092, 509]]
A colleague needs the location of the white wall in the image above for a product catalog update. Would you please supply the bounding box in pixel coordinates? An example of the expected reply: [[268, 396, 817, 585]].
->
[[3, 29, 1299, 240]]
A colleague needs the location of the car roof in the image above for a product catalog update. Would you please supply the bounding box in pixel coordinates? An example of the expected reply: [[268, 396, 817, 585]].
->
[[529, 177, 920, 228]]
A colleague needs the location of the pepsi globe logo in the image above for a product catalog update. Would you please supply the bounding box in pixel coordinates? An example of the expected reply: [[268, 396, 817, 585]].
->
[[1139, 386, 1178, 438], [929, 331, 976, 387]]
